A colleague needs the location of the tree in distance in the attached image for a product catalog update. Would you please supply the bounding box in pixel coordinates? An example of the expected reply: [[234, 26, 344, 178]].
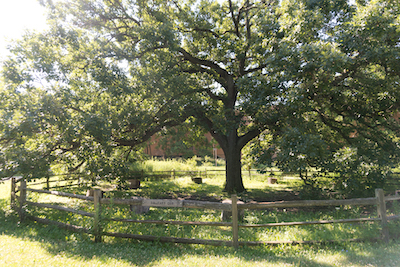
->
[[1, 0, 399, 194]]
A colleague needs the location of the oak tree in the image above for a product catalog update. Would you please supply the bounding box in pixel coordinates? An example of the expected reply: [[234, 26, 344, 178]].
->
[[1, 0, 399, 193]]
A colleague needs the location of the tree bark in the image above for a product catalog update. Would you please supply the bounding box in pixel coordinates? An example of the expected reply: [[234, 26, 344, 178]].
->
[[223, 130, 245, 193]]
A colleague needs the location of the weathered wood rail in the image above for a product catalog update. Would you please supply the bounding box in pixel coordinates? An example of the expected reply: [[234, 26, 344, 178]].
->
[[14, 170, 400, 196], [10, 178, 400, 247]]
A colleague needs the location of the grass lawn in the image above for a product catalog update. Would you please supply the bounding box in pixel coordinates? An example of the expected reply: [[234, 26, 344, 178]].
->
[[1, 174, 400, 266]]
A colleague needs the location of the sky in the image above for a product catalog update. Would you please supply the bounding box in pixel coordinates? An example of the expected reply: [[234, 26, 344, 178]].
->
[[0, 0, 48, 60]]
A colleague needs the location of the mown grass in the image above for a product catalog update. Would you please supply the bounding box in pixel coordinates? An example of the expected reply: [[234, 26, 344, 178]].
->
[[2, 170, 400, 266]]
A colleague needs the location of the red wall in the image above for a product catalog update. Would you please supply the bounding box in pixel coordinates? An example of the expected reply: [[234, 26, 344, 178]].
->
[[144, 133, 225, 159]]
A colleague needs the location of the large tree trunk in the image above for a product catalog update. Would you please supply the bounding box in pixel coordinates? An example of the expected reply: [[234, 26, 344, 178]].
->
[[223, 130, 245, 193]]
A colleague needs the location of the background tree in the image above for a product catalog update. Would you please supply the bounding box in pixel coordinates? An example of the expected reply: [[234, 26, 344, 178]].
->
[[154, 124, 214, 158], [1, 0, 399, 194], [249, 0, 400, 197]]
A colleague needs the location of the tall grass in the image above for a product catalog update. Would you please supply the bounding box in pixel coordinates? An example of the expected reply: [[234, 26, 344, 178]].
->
[[130, 157, 202, 172]]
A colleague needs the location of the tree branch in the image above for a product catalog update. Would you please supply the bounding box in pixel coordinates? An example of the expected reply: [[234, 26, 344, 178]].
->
[[115, 104, 195, 147], [114, 118, 184, 147], [180, 65, 227, 88], [228, 0, 240, 37], [243, 63, 268, 75], [190, 106, 228, 151], [238, 128, 261, 150], [104, 0, 141, 26], [178, 47, 238, 106], [178, 48, 230, 80], [314, 108, 353, 146], [204, 88, 226, 102], [68, 160, 85, 173], [180, 27, 220, 38]]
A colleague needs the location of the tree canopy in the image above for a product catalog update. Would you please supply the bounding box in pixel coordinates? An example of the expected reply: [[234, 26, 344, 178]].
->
[[1, 0, 400, 194]]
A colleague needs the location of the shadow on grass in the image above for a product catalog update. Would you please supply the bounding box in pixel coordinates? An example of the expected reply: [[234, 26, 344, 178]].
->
[[1, 197, 399, 267], [0, 209, 327, 267], [1, 216, 398, 267], [100, 178, 301, 204], [2, 179, 400, 267], [239, 187, 300, 202], [102, 179, 230, 202]]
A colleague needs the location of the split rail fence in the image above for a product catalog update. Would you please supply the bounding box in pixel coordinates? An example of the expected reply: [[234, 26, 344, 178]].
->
[[20, 170, 400, 191], [10, 177, 400, 247], [127, 169, 331, 180]]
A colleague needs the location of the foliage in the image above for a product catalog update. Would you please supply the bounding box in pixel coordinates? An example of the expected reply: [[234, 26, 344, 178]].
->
[[248, 0, 400, 196], [252, 129, 396, 198], [331, 147, 391, 198], [1, 0, 400, 195]]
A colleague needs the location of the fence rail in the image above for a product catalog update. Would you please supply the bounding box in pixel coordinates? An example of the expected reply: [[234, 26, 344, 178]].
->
[[8, 170, 399, 192], [10, 178, 400, 247]]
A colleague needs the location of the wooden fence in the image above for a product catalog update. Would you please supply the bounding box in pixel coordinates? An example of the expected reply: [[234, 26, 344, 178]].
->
[[129, 169, 224, 180], [25, 174, 90, 191], [10, 177, 400, 247], [127, 169, 332, 180], [18, 170, 400, 191]]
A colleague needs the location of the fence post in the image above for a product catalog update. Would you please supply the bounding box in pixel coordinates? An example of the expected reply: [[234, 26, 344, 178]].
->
[[231, 194, 239, 249], [18, 178, 27, 222], [46, 174, 50, 190], [375, 188, 389, 243], [10, 178, 16, 210], [93, 189, 102, 243]]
